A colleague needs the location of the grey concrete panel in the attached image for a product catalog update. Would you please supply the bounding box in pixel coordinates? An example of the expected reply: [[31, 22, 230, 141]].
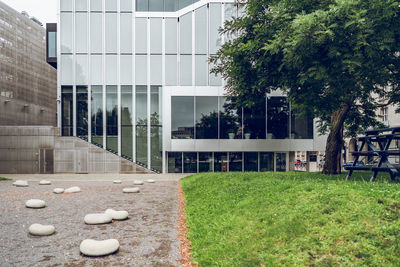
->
[[105, 163, 120, 173], [54, 162, 75, 173], [0, 160, 18, 173], [38, 136, 54, 149], [0, 148, 17, 160], [89, 163, 105, 173], [18, 149, 38, 161]]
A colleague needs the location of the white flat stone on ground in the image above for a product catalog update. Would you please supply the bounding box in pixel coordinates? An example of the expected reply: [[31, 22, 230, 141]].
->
[[113, 180, 122, 184], [105, 209, 129, 220], [25, 199, 46, 209], [65, 186, 81, 193], [122, 187, 140, 193], [80, 239, 120, 257], [146, 179, 155, 183], [28, 224, 55, 236], [39, 180, 51, 185], [133, 180, 144, 185], [53, 188, 64, 194], [84, 213, 113, 224], [13, 180, 28, 187]]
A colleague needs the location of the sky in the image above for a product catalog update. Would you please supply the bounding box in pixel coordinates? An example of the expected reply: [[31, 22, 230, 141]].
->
[[2, 0, 57, 26]]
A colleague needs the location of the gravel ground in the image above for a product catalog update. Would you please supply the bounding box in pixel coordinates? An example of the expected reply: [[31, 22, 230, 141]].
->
[[0, 179, 181, 266]]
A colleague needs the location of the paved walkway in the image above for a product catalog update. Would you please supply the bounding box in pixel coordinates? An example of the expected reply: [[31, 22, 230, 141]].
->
[[0, 174, 190, 266]]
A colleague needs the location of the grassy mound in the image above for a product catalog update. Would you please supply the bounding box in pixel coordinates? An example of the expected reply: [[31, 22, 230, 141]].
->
[[181, 172, 400, 266]]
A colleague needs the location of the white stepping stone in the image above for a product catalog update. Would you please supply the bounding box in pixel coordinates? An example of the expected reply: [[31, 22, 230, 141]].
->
[[133, 180, 144, 185], [13, 180, 28, 187], [25, 199, 46, 209], [122, 187, 140, 193], [80, 239, 120, 257], [53, 188, 64, 194], [84, 213, 113, 225], [105, 209, 129, 220], [146, 179, 155, 183], [113, 180, 122, 184], [65, 186, 81, 193], [28, 224, 55, 236], [39, 180, 51, 185]]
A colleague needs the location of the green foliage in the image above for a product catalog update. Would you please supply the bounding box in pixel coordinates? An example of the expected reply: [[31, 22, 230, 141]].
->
[[182, 172, 400, 266], [0, 177, 11, 181], [211, 0, 400, 137]]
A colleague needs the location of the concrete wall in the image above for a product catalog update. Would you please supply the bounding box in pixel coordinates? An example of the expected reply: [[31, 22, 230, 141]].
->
[[0, 126, 151, 174]]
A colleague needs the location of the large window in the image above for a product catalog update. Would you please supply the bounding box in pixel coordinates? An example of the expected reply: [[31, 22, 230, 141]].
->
[[121, 86, 133, 159], [276, 153, 287, 172], [267, 97, 289, 139], [168, 152, 182, 173], [196, 96, 218, 139], [136, 86, 148, 166], [47, 32, 56, 58], [120, 14, 132, 53], [199, 152, 213, 172], [183, 152, 197, 173], [260, 152, 274, 172], [60, 13, 72, 53], [151, 86, 162, 172], [106, 86, 118, 153], [219, 97, 242, 139], [179, 13, 192, 54], [75, 13, 87, 53], [243, 96, 266, 139], [171, 96, 194, 139], [214, 152, 228, 172], [91, 85, 103, 147], [136, 18, 147, 54], [77, 86, 88, 138], [244, 152, 258, 171], [76, 55, 88, 85], [150, 18, 162, 54], [209, 4, 221, 54], [105, 13, 117, 53], [90, 13, 102, 53], [291, 110, 313, 139], [229, 152, 243, 172], [61, 86, 73, 136], [165, 18, 177, 54]]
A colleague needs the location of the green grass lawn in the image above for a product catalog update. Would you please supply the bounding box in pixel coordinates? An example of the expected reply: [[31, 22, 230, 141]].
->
[[0, 177, 10, 181], [181, 172, 400, 266]]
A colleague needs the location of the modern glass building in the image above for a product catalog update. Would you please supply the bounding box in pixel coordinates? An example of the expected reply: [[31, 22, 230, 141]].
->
[[57, 0, 327, 173]]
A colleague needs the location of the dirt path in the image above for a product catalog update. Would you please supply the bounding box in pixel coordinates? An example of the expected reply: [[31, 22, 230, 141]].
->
[[0, 179, 180, 266]]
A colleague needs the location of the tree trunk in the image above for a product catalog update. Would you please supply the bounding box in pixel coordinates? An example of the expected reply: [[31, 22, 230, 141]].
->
[[322, 104, 350, 175]]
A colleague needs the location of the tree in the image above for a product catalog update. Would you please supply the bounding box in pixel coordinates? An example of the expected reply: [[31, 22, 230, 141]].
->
[[211, 0, 400, 174]]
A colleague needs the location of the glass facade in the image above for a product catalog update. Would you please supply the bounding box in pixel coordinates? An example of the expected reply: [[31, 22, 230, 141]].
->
[[121, 86, 133, 159], [91, 86, 103, 146], [106, 86, 118, 153]]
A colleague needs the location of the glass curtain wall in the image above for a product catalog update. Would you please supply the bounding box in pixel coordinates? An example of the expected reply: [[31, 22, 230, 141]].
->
[[136, 86, 148, 166], [260, 152, 274, 171], [91, 85, 103, 146], [291, 109, 314, 139], [171, 96, 194, 139], [214, 152, 228, 172], [244, 152, 258, 171], [229, 152, 243, 172], [243, 96, 266, 139], [151, 86, 162, 171], [183, 152, 197, 173], [276, 153, 287, 172], [121, 86, 133, 159], [199, 152, 213, 172], [267, 97, 289, 139], [61, 86, 73, 136], [219, 97, 242, 139], [196, 96, 218, 139], [76, 86, 88, 139], [106, 86, 118, 153], [168, 152, 182, 173]]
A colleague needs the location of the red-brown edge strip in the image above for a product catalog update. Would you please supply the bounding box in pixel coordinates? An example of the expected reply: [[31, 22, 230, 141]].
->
[[177, 181, 197, 267]]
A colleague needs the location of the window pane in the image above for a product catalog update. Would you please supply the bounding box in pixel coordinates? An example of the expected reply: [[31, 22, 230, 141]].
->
[[179, 0, 192, 9], [120, 13, 132, 53], [165, 0, 178, 11], [136, 0, 148, 11], [267, 97, 289, 139], [260, 152, 274, 171], [244, 152, 258, 171], [136, 86, 148, 166], [196, 96, 218, 139], [243, 96, 266, 139], [184, 152, 197, 173], [199, 152, 213, 172], [105, 55, 117, 84], [135, 55, 147, 85], [179, 13, 192, 54], [90, 13, 102, 53], [77, 86, 88, 137], [229, 152, 242, 172], [61, 0, 73, 11], [151, 86, 162, 172], [90, 0, 102, 11], [224, 3, 236, 42], [168, 152, 182, 173], [135, 18, 147, 54], [61, 13, 72, 53], [61, 86, 73, 136], [91, 55, 103, 84], [165, 18, 177, 54], [276, 153, 286, 172], [75, 13, 88, 53], [214, 152, 227, 172], [171, 96, 194, 139], [120, 0, 132, 11], [180, 55, 192, 86], [75, 0, 88, 11], [209, 60, 222, 86], [106, 86, 118, 153], [76, 54, 88, 84], [121, 55, 133, 85], [121, 86, 133, 159], [105, 13, 117, 53], [150, 18, 162, 54], [219, 97, 242, 139], [291, 110, 314, 139], [195, 55, 207, 86], [149, 0, 163, 11], [105, 0, 117, 11], [91, 85, 103, 147], [195, 6, 207, 54], [150, 55, 162, 85], [48, 32, 57, 57], [165, 55, 177, 86], [209, 4, 221, 54], [61, 54, 73, 84]]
